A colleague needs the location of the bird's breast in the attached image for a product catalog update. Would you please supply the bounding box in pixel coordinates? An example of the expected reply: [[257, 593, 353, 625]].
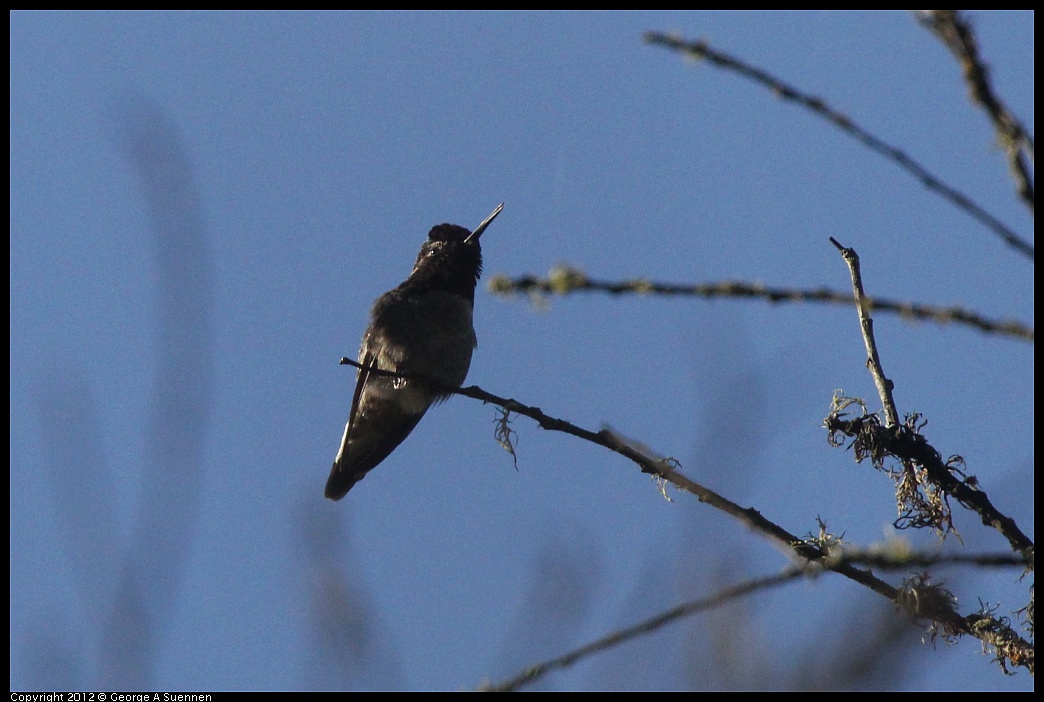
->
[[364, 288, 477, 393]]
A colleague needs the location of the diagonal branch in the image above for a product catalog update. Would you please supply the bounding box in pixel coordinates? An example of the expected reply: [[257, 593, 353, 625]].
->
[[915, 10, 1035, 214], [479, 566, 808, 691], [824, 401, 1035, 557], [480, 550, 1030, 690], [644, 31, 1033, 260], [339, 357, 1034, 675], [339, 356, 893, 598]]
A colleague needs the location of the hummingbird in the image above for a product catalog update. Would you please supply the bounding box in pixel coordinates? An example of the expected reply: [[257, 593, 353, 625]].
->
[[326, 204, 504, 500]]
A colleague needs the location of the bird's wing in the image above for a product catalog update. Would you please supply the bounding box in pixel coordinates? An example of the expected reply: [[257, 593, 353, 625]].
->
[[326, 351, 377, 500], [346, 350, 376, 446]]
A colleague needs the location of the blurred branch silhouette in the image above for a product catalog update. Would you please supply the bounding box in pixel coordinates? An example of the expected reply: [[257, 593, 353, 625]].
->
[[33, 99, 214, 688], [109, 98, 215, 688], [297, 505, 405, 690], [483, 547, 1028, 691], [481, 566, 809, 692]]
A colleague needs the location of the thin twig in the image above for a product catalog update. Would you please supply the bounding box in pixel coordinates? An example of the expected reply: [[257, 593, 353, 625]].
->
[[829, 238, 900, 427], [488, 269, 1034, 342], [644, 31, 1033, 260], [915, 10, 1035, 214], [479, 567, 808, 691]]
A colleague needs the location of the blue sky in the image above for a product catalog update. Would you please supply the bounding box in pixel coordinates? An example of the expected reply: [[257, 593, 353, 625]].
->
[[10, 11, 1033, 691]]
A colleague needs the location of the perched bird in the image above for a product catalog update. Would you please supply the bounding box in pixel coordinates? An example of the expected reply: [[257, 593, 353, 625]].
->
[[326, 204, 504, 500]]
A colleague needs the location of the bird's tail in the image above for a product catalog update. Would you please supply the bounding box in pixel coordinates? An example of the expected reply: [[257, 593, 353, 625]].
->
[[325, 399, 428, 500]]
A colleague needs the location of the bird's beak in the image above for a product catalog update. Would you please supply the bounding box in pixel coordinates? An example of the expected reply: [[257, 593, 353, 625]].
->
[[465, 203, 504, 244]]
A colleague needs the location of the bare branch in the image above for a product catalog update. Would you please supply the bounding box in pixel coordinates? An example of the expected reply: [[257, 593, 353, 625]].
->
[[830, 238, 900, 428], [488, 268, 1034, 342], [338, 357, 895, 598], [481, 550, 1031, 690], [339, 358, 1034, 675], [644, 31, 1033, 260], [915, 10, 1035, 213], [479, 567, 808, 692]]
